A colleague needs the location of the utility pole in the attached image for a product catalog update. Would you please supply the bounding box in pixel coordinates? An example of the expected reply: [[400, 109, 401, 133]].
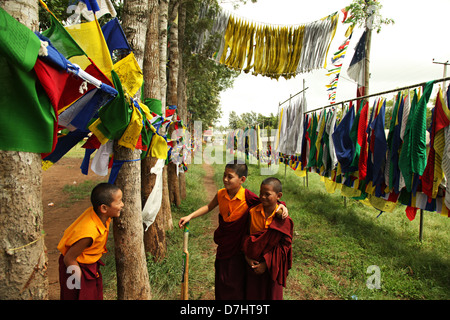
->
[[432, 59, 449, 89]]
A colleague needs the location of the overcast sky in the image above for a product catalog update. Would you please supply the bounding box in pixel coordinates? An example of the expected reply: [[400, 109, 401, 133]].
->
[[216, 0, 450, 126]]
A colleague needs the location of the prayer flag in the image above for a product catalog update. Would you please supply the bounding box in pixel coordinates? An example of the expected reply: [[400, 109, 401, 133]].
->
[[332, 104, 356, 173], [41, 11, 86, 60], [347, 31, 366, 96], [422, 88, 450, 200], [65, 19, 114, 79], [102, 17, 131, 58], [370, 100, 387, 187], [89, 70, 131, 142], [0, 8, 55, 153], [411, 81, 434, 176]]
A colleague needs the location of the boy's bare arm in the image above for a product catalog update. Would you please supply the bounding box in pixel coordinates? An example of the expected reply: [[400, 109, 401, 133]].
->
[[63, 237, 93, 267], [178, 194, 219, 228]]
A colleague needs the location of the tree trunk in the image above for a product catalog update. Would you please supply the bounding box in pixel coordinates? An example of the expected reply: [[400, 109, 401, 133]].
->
[[159, 0, 169, 110], [157, 0, 173, 230], [0, 0, 48, 300], [113, 145, 151, 300], [122, 0, 149, 68], [177, 1, 187, 200], [142, 0, 167, 260], [114, 0, 151, 300], [167, 0, 181, 207]]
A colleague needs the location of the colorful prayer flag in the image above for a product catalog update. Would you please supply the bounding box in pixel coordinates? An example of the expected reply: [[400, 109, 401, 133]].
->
[[0, 8, 55, 154], [347, 31, 366, 96]]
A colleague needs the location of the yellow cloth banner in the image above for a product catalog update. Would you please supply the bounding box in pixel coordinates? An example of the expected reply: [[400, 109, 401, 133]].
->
[[66, 19, 113, 80], [151, 134, 168, 160], [113, 52, 143, 97], [88, 118, 109, 145], [360, 194, 397, 213], [118, 105, 143, 150]]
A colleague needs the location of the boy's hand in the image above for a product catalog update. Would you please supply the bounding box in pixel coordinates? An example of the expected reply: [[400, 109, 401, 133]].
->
[[178, 216, 191, 229], [276, 204, 288, 219], [245, 255, 259, 267], [252, 261, 267, 275]]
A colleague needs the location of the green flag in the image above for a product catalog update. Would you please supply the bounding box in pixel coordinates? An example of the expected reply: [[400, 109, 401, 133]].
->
[[0, 8, 55, 153], [41, 11, 85, 59], [411, 81, 434, 176], [93, 70, 132, 140], [398, 90, 418, 192]]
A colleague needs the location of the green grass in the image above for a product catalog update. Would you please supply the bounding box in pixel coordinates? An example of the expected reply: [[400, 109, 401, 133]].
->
[[210, 161, 450, 300], [98, 158, 449, 300]]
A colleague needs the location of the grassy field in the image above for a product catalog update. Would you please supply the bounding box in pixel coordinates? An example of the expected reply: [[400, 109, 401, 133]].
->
[[207, 162, 450, 300], [65, 148, 448, 300]]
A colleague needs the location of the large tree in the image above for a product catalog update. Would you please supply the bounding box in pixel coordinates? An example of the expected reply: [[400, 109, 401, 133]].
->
[[141, 0, 167, 260], [167, 0, 182, 207], [182, 0, 238, 128], [113, 0, 151, 300], [0, 0, 49, 300]]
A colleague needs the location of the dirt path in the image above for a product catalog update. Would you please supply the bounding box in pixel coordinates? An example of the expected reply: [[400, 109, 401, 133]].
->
[[43, 157, 107, 300], [202, 162, 219, 230]]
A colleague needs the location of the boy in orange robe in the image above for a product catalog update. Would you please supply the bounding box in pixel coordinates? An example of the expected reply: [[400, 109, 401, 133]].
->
[[242, 177, 293, 300], [57, 183, 123, 300]]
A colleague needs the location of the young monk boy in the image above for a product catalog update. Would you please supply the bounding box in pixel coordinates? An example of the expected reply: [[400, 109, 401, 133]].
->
[[242, 177, 293, 300], [178, 161, 287, 300], [57, 183, 123, 300]]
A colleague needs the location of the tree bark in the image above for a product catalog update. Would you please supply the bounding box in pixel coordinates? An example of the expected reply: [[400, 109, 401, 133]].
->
[[122, 0, 149, 68], [142, 0, 167, 260], [167, 0, 181, 207], [113, 145, 151, 300], [159, 0, 169, 110], [0, 0, 48, 300], [177, 1, 187, 200]]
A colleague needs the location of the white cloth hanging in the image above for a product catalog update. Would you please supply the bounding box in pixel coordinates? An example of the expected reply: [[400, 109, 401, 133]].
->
[[142, 158, 165, 231], [91, 140, 113, 176]]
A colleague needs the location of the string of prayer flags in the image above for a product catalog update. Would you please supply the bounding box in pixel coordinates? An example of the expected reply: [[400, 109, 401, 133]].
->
[[326, 17, 354, 104], [195, 4, 339, 79]]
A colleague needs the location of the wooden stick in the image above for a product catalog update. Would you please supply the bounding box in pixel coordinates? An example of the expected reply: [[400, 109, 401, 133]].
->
[[180, 222, 189, 300]]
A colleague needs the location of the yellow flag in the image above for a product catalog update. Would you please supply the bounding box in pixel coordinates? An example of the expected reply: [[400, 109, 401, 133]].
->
[[66, 19, 113, 80], [113, 52, 143, 97], [151, 134, 168, 160], [89, 118, 109, 145], [118, 104, 143, 150]]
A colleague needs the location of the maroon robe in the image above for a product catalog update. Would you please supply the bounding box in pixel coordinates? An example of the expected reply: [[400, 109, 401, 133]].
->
[[58, 254, 104, 300], [242, 216, 293, 300], [213, 189, 259, 300]]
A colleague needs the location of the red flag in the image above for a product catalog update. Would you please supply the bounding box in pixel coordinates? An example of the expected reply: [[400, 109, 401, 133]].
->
[[357, 101, 369, 181]]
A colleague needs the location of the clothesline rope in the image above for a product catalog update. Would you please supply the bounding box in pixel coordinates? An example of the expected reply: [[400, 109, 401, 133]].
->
[[278, 87, 309, 107]]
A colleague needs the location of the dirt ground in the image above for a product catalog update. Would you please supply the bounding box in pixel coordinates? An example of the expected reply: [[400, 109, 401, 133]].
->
[[42, 157, 107, 300], [43, 157, 218, 300]]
